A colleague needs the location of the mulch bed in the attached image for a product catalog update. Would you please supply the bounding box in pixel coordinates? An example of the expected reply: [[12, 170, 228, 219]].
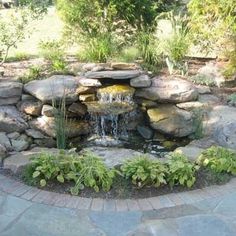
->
[[0, 168, 232, 199]]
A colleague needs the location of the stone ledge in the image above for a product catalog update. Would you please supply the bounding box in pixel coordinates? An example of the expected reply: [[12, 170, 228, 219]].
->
[[0, 174, 235, 212]]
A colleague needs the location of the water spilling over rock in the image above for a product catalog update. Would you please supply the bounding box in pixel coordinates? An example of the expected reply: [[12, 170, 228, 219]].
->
[[86, 85, 136, 143]]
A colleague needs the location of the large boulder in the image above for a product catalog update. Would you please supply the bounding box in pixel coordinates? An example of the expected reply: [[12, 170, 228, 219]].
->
[[3, 147, 60, 173], [135, 77, 198, 103], [147, 105, 195, 137], [0, 81, 23, 105], [130, 74, 152, 88], [24, 75, 81, 104], [29, 116, 90, 138], [203, 105, 236, 150], [85, 70, 141, 80], [0, 106, 28, 133]]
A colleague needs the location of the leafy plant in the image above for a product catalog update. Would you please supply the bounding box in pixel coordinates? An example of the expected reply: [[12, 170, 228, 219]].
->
[[189, 74, 215, 86], [228, 93, 236, 106], [115, 46, 140, 63], [0, 2, 47, 65], [18, 65, 42, 84], [167, 152, 198, 188], [69, 151, 117, 195], [52, 95, 67, 150], [78, 33, 116, 63], [39, 40, 68, 73], [198, 146, 236, 175], [121, 155, 167, 188], [136, 31, 162, 72]]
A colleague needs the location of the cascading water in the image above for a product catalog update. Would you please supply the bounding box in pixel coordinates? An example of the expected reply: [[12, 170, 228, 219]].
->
[[85, 85, 136, 145]]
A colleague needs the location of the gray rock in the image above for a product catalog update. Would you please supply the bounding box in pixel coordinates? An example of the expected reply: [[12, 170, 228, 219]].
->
[[3, 147, 59, 173], [78, 77, 102, 87], [174, 145, 204, 162], [204, 105, 236, 137], [214, 122, 236, 150], [7, 132, 20, 139], [82, 63, 97, 72], [198, 94, 220, 106], [34, 138, 56, 148], [85, 70, 141, 80], [196, 85, 211, 94], [0, 106, 28, 133], [0, 144, 7, 162], [18, 100, 42, 116], [68, 102, 87, 116], [24, 75, 81, 104], [82, 146, 155, 168], [137, 125, 154, 139], [11, 134, 31, 152], [198, 62, 225, 87], [41, 105, 55, 117], [111, 62, 139, 70], [21, 94, 36, 101], [25, 129, 46, 139], [29, 116, 90, 138], [135, 77, 198, 103], [0, 81, 23, 105], [176, 101, 205, 111], [147, 105, 195, 137], [0, 132, 11, 150], [130, 74, 152, 88]]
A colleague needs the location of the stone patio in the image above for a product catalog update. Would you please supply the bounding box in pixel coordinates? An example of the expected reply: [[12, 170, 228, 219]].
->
[[0, 174, 236, 236]]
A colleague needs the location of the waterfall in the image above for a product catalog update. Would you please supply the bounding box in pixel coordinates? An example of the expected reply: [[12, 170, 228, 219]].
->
[[86, 85, 135, 144]]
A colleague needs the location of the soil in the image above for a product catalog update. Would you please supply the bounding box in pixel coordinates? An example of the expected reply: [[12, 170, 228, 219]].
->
[[0, 168, 233, 199]]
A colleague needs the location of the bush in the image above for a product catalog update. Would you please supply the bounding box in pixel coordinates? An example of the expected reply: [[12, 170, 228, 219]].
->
[[189, 74, 215, 86], [78, 33, 116, 63], [121, 156, 167, 188], [39, 40, 68, 73], [18, 65, 42, 84], [228, 93, 236, 106], [27, 151, 116, 195], [198, 146, 236, 175], [69, 151, 117, 195], [167, 152, 198, 188]]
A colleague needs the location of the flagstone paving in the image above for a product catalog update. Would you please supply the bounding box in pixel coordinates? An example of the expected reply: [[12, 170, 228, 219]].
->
[[0, 174, 236, 236]]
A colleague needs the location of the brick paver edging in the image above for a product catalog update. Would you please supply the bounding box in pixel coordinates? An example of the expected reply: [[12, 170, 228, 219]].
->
[[0, 174, 236, 212]]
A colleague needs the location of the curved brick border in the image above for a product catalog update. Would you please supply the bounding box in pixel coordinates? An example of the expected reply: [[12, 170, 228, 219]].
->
[[0, 174, 236, 212]]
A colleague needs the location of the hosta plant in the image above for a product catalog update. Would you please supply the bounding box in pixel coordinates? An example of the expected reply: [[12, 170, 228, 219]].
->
[[121, 155, 167, 188], [167, 152, 198, 188], [198, 146, 236, 175]]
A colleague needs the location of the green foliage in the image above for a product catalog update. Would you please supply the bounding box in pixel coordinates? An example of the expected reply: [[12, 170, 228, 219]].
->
[[228, 93, 236, 106], [0, 2, 47, 65], [39, 40, 68, 73], [136, 31, 162, 72], [70, 151, 117, 195], [167, 152, 198, 188], [121, 156, 167, 188], [18, 65, 42, 84], [188, 0, 236, 53], [115, 46, 140, 63], [28, 151, 116, 195], [198, 146, 236, 175], [192, 108, 205, 139], [6, 52, 31, 62], [78, 33, 116, 63], [52, 96, 67, 150], [189, 74, 215, 86]]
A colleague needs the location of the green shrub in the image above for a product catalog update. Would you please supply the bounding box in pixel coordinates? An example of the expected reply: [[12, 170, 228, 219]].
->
[[39, 40, 68, 73], [121, 156, 167, 188], [228, 93, 236, 106], [112, 46, 140, 63], [28, 151, 116, 195], [18, 65, 42, 84], [167, 152, 198, 188], [189, 74, 215, 86], [136, 31, 162, 72], [78, 33, 116, 63], [69, 151, 117, 195], [52, 96, 67, 150], [198, 146, 236, 175]]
